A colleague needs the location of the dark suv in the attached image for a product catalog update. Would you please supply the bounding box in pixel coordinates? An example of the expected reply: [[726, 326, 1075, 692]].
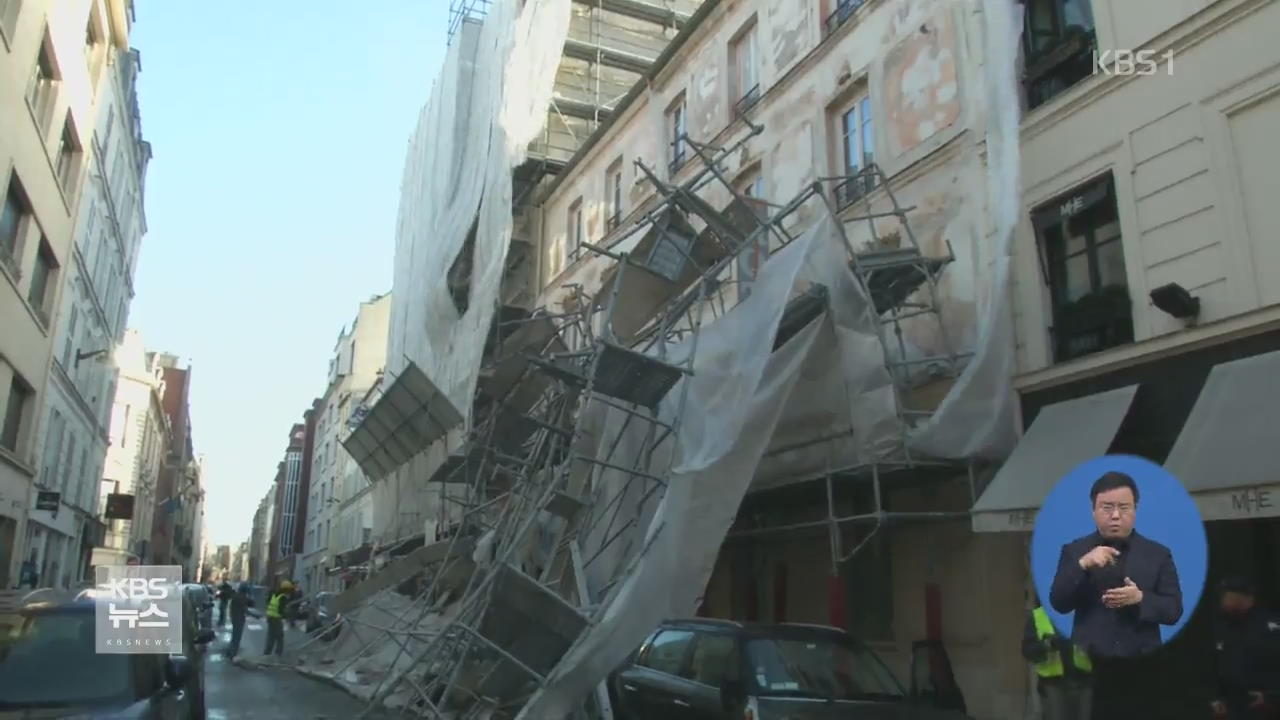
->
[[0, 591, 215, 718], [610, 619, 972, 720]]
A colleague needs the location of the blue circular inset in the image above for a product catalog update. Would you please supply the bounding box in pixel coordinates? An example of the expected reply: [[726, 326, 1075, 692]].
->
[[1030, 454, 1207, 645]]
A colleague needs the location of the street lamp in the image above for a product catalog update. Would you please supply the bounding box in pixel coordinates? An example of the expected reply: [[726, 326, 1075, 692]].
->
[[74, 348, 111, 368]]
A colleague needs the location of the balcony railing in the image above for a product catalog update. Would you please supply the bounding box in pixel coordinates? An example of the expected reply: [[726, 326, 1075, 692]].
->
[[832, 166, 880, 211], [668, 145, 688, 176], [605, 212, 622, 233], [1024, 29, 1097, 110], [824, 0, 867, 39]]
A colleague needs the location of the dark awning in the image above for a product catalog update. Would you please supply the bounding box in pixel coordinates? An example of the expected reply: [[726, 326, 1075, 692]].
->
[[342, 362, 463, 481], [972, 385, 1138, 532], [1164, 349, 1280, 521]]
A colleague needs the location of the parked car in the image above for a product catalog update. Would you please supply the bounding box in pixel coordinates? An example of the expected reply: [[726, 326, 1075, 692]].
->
[[609, 619, 973, 720], [0, 590, 215, 718], [303, 591, 341, 641], [181, 584, 214, 631]]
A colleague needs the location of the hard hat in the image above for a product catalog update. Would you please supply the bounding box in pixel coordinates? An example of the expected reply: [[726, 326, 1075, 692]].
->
[[281, 580, 294, 591]]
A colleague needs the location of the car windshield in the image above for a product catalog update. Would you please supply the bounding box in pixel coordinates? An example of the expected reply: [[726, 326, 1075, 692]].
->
[[0, 611, 136, 709], [745, 634, 904, 701]]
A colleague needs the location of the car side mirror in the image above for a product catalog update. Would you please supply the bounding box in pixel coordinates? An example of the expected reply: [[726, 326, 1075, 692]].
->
[[720, 679, 746, 711], [166, 657, 194, 688], [195, 628, 216, 645]]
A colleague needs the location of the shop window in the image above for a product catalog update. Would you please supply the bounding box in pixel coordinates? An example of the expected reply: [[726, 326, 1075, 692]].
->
[[1022, 0, 1097, 110], [1031, 173, 1133, 363], [845, 527, 894, 641]]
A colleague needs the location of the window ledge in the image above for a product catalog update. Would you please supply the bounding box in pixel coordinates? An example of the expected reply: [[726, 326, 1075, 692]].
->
[[0, 446, 37, 478]]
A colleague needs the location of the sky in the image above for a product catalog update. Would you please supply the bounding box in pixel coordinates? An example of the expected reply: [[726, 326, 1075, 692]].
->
[[129, 3, 447, 547]]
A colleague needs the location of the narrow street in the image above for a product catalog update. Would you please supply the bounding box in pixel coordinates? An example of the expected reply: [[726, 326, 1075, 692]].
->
[[204, 617, 387, 720]]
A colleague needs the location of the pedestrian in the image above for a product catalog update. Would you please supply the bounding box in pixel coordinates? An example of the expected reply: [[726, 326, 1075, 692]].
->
[[263, 580, 293, 656], [216, 579, 233, 627], [1210, 577, 1280, 719], [1022, 604, 1092, 720], [225, 582, 253, 659], [1048, 471, 1183, 659]]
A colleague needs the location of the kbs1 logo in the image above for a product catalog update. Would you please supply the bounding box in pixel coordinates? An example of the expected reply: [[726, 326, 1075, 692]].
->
[[1093, 49, 1175, 77], [95, 565, 183, 653]]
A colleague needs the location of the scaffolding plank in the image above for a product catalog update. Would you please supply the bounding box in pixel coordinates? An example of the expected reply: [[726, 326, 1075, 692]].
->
[[593, 342, 684, 407], [343, 362, 464, 482], [544, 491, 586, 520], [332, 537, 476, 615], [474, 564, 589, 701]]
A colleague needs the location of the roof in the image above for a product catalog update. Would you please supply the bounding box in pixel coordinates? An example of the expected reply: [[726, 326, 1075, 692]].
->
[[660, 618, 852, 639]]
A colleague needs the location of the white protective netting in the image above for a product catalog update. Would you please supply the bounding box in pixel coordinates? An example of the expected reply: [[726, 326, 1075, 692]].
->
[[365, 0, 1025, 715]]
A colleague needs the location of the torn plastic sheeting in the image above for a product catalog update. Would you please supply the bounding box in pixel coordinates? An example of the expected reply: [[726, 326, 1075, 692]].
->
[[906, 0, 1024, 462], [519, 213, 897, 718], [386, 0, 571, 429]]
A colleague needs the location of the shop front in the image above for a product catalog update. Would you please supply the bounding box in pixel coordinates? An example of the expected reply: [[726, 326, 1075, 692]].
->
[[970, 330, 1280, 718]]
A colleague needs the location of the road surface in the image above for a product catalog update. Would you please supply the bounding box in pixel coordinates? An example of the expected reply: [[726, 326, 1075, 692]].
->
[[204, 616, 391, 720]]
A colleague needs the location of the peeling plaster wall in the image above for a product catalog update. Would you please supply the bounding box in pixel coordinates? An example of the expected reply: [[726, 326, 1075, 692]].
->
[[522, 2, 1035, 714]]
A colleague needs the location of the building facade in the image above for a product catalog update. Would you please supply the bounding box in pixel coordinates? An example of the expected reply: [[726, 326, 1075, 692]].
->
[[963, 0, 1280, 713], [301, 293, 390, 592], [34, 0, 149, 589], [99, 328, 166, 564], [148, 355, 202, 581], [269, 420, 311, 583], [1, 0, 137, 588]]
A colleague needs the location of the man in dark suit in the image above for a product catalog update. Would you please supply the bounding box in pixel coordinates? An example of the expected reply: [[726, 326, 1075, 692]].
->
[[1049, 471, 1183, 659]]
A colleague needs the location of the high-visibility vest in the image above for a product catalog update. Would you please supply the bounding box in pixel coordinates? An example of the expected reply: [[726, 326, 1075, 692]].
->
[[1032, 607, 1092, 677], [266, 592, 285, 619]]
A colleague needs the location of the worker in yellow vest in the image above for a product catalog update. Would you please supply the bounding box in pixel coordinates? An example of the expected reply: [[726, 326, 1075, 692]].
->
[[1022, 604, 1093, 720], [263, 580, 293, 656]]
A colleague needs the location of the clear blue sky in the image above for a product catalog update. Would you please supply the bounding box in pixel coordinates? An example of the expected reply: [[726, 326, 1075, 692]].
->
[[129, 3, 446, 548]]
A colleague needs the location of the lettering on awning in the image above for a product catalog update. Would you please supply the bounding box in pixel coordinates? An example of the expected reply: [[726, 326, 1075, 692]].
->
[[1230, 486, 1274, 515]]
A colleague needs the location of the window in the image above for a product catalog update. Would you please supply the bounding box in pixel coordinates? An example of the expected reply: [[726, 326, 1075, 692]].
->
[[0, 0, 20, 40], [731, 20, 761, 116], [27, 239, 57, 324], [834, 94, 876, 208], [639, 629, 694, 676], [667, 95, 688, 173], [688, 632, 737, 686], [735, 170, 768, 300], [1022, 0, 1097, 110], [823, 0, 868, 38], [566, 197, 583, 265], [26, 31, 60, 134], [2, 376, 33, 454], [84, 4, 106, 87], [1, 175, 31, 277], [605, 158, 623, 232], [1032, 174, 1132, 363], [62, 304, 78, 367], [56, 113, 84, 195]]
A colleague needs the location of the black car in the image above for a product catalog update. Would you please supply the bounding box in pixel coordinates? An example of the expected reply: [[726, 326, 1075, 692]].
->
[[0, 591, 216, 718], [610, 619, 972, 720]]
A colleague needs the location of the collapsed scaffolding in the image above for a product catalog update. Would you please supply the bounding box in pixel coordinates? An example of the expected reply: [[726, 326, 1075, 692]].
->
[[275, 0, 1029, 714], [283, 109, 980, 719]]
